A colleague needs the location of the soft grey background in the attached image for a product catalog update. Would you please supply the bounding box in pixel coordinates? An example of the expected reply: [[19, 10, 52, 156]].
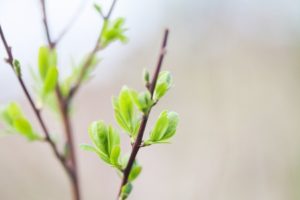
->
[[1, 0, 300, 199]]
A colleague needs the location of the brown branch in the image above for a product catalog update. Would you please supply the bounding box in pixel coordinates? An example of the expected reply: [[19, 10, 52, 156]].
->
[[40, 0, 54, 48], [0, 24, 70, 177], [66, 0, 118, 103], [117, 29, 169, 198], [54, 0, 88, 45], [39, 1, 81, 199]]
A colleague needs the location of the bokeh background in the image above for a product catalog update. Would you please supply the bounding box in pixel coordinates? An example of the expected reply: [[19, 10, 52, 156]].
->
[[1, 0, 300, 199]]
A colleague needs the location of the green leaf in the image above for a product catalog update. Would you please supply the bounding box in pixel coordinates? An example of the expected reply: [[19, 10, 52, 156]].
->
[[87, 121, 122, 165], [94, 3, 103, 16], [119, 87, 134, 126], [149, 110, 169, 141], [161, 112, 179, 140], [101, 18, 128, 47], [129, 90, 152, 113], [129, 165, 142, 182], [0, 102, 41, 141], [13, 118, 40, 140], [110, 145, 121, 168], [153, 71, 173, 101], [143, 69, 150, 85], [120, 183, 133, 200], [42, 67, 58, 96], [38, 46, 57, 80], [113, 87, 140, 137], [13, 59, 21, 77], [145, 111, 179, 145]]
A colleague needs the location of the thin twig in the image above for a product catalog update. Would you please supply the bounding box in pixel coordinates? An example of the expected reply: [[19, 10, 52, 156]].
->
[[39, 1, 81, 199], [40, 0, 54, 48], [67, 0, 118, 103], [117, 29, 169, 198], [54, 0, 88, 45], [0, 25, 70, 177]]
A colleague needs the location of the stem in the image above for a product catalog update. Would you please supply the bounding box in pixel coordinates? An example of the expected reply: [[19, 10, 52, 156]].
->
[[117, 29, 169, 198], [0, 24, 71, 181], [67, 0, 118, 103], [55, 87, 80, 200], [39, 1, 81, 199]]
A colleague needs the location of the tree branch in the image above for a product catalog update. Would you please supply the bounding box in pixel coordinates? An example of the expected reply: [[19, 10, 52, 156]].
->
[[0, 24, 70, 177], [66, 0, 119, 103], [39, 1, 81, 199], [118, 29, 169, 198], [54, 0, 88, 45]]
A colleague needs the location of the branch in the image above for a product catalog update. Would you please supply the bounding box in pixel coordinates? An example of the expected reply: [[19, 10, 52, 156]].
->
[[118, 29, 169, 197], [40, 0, 54, 48], [39, 1, 81, 199], [54, 0, 88, 45], [66, 0, 119, 103], [0, 25, 69, 176]]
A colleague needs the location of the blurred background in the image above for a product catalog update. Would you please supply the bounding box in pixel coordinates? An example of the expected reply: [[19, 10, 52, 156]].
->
[[1, 0, 300, 199]]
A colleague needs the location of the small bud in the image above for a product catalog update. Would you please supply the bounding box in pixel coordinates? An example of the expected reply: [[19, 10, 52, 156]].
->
[[13, 59, 21, 77], [93, 3, 103, 16], [143, 69, 150, 85]]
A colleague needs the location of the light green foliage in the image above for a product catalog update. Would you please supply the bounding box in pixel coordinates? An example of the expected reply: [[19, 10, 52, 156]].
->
[[31, 46, 59, 110], [81, 121, 122, 169], [120, 183, 133, 200], [0, 102, 41, 141], [143, 69, 150, 85], [129, 90, 153, 114], [101, 18, 128, 47], [13, 59, 21, 77], [93, 3, 103, 16], [128, 164, 142, 182], [82, 69, 178, 198], [153, 71, 173, 101], [61, 55, 100, 97], [113, 86, 141, 138], [38, 46, 57, 80], [145, 110, 179, 145]]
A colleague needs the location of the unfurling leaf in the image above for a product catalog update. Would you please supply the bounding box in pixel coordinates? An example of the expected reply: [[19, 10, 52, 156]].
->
[[143, 69, 150, 85], [94, 3, 103, 16], [13, 59, 21, 77], [120, 183, 133, 200], [145, 111, 179, 145], [85, 121, 122, 168], [0, 102, 41, 141], [153, 71, 173, 101], [129, 164, 142, 182], [113, 86, 140, 137], [42, 67, 58, 96], [101, 17, 128, 47], [130, 90, 152, 114], [38, 46, 57, 80]]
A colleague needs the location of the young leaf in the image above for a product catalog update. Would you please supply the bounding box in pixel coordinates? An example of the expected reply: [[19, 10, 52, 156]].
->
[[94, 3, 103, 16], [160, 112, 179, 141], [38, 46, 57, 80], [128, 165, 142, 182], [113, 87, 140, 137], [101, 17, 128, 47], [42, 67, 58, 96], [149, 110, 169, 142], [13, 118, 40, 141], [110, 145, 121, 168], [86, 121, 122, 166], [0, 102, 41, 141], [120, 183, 133, 200], [153, 71, 173, 101], [13, 59, 21, 77], [145, 111, 179, 145]]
